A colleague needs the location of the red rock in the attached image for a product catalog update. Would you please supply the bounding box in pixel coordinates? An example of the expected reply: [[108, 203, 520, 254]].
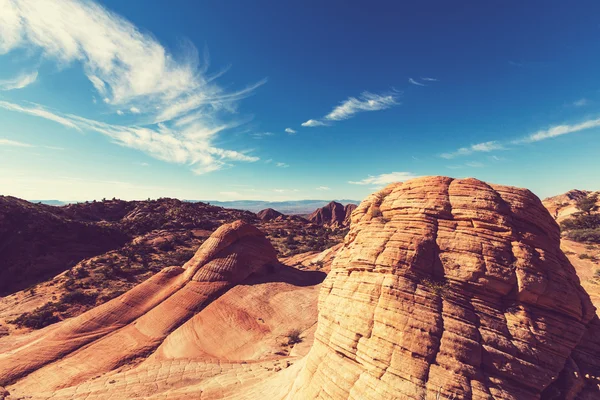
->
[[257, 208, 284, 221]]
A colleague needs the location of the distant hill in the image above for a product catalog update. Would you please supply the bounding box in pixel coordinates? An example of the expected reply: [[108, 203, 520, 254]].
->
[[28, 200, 71, 206], [200, 199, 360, 214]]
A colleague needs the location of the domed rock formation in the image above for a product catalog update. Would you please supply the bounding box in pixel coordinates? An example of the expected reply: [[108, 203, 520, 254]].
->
[[0, 220, 279, 392], [308, 201, 356, 227], [257, 208, 284, 221], [288, 176, 600, 400]]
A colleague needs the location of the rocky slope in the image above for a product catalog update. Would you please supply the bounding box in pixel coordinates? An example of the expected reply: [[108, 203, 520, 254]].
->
[[307, 201, 356, 227], [0, 196, 128, 295], [542, 190, 600, 222], [0, 197, 256, 296]]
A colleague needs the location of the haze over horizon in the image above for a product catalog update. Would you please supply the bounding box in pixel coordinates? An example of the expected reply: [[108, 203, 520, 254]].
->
[[1, 0, 599, 202]]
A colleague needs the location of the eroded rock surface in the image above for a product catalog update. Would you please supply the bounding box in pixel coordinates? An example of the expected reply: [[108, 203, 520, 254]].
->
[[0, 220, 278, 393], [289, 176, 600, 400]]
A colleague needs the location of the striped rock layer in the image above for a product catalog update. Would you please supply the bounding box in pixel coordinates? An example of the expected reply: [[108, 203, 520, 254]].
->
[[288, 176, 600, 400]]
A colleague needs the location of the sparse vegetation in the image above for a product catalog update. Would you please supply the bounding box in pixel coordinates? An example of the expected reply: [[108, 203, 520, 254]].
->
[[560, 196, 600, 243], [578, 253, 595, 261], [285, 329, 303, 345], [420, 278, 450, 298], [576, 194, 598, 215]]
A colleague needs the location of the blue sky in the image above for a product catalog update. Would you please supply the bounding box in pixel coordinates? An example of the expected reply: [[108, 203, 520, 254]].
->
[[0, 0, 599, 202]]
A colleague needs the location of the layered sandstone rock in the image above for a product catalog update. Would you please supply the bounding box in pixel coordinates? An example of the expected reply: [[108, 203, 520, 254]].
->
[[288, 176, 600, 400], [0, 220, 278, 392]]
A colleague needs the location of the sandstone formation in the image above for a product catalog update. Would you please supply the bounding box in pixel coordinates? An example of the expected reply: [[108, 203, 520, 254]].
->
[[257, 208, 284, 221], [289, 176, 600, 399], [0, 221, 279, 391], [308, 201, 356, 227]]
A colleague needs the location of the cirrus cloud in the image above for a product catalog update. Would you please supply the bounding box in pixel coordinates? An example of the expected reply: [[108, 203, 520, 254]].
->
[[349, 171, 419, 186], [0, 0, 264, 174], [0, 70, 37, 90]]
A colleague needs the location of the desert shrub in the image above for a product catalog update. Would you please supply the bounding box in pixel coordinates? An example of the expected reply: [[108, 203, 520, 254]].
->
[[578, 253, 595, 261], [73, 267, 89, 278], [594, 269, 600, 279], [566, 229, 600, 243], [560, 214, 600, 231], [286, 329, 303, 345], [576, 194, 598, 215], [9, 309, 59, 329], [60, 290, 98, 305], [157, 240, 175, 252], [420, 278, 450, 298]]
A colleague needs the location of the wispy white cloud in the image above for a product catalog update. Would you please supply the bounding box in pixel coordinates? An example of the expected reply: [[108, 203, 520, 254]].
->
[[421, 77, 438, 82], [0, 100, 259, 174], [316, 186, 331, 191], [273, 188, 299, 193], [0, 0, 263, 111], [301, 119, 327, 127], [116, 110, 124, 115], [349, 171, 419, 185], [0, 0, 264, 174], [0, 101, 81, 130], [264, 159, 273, 164], [276, 162, 289, 168], [440, 141, 504, 159], [408, 78, 426, 86], [285, 127, 296, 134], [302, 90, 400, 127], [514, 118, 600, 144], [0, 138, 33, 147], [572, 98, 588, 107], [250, 131, 274, 139], [465, 161, 484, 168], [0, 70, 37, 90], [324, 91, 399, 121]]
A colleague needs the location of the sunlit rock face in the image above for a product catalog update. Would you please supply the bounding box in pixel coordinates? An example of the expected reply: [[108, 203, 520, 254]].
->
[[0, 220, 278, 393], [289, 176, 600, 400]]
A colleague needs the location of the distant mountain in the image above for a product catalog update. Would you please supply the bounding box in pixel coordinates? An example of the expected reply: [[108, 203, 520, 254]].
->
[[308, 201, 357, 227], [200, 199, 360, 214], [28, 200, 71, 206]]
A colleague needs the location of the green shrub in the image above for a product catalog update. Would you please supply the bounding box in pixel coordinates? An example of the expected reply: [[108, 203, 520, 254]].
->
[[420, 278, 450, 298], [561, 214, 600, 231], [9, 309, 59, 329], [60, 290, 98, 305], [576, 194, 598, 215], [566, 229, 600, 243]]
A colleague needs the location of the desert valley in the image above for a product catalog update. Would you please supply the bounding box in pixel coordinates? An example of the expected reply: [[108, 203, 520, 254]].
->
[[0, 176, 599, 399]]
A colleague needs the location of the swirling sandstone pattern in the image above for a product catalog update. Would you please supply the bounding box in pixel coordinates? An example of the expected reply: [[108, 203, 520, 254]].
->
[[0, 221, 278, 392], [288, 176, 600, 400]]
